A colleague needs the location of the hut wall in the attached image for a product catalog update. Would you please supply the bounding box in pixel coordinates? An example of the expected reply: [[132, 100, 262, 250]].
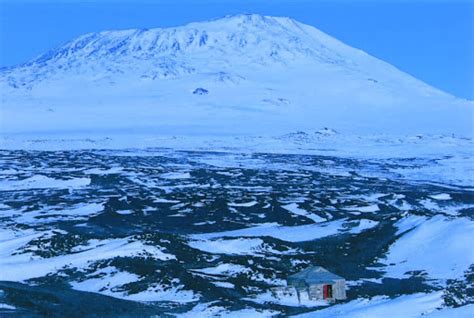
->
[[297, 289, 311, 302], [308, 284, 324, 300], [333, 279, 347, 300]]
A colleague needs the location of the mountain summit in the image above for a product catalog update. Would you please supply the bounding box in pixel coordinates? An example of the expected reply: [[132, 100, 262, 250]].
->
[[1, 14, 472, 137]]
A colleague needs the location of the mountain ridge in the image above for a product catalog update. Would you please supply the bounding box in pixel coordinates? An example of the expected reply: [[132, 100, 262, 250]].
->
[[0, 14, 449, 96]]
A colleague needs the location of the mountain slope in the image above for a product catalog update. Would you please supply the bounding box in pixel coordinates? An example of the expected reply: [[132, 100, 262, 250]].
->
[[0, 14, 472, 137]]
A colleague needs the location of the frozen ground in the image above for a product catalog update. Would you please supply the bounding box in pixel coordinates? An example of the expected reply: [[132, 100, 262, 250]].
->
[[2, 131, 473, 187], [0, 149, 472, 317]]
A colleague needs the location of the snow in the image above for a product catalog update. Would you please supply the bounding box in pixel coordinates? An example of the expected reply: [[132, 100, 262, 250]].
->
[[83, 167, 123, 175], [58, 203, 104, 217], [154, 198, 180, 203], [160, 172, 191, 179], [13, 202, 104, 224], [0, 228, 52, 257], [343, 204, 380, 213], [188, 237, 295, 257], [248, 291, 328, 308], [175, 302, 278, 317], [295, 292, 445, 318], [115, 209, 134, 215], [189, 238, 265, 255], [0, 175, 90, 191], [212, 281, 235, 288], [282, 203, 326, 223], [423, 305, 474, 318], [0, 303, 16, 310], [191, 218, 378, 243], [429, 193, 452, 201], [191, 263, 250, 277], [124, 283, 198, 303], [381, 215, 474, 281], [228, 200, 258, 207], [349, 219, 379, 233], [0, 234, 176, 281], [393, 215, 427, 235], [71, 266, 140, 298]]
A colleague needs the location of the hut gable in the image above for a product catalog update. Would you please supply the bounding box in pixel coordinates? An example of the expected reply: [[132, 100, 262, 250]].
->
[[283, 266, 347, 302]]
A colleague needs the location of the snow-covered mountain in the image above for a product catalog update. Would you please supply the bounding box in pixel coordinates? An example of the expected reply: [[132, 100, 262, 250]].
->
[[0, 14, 472, 137]]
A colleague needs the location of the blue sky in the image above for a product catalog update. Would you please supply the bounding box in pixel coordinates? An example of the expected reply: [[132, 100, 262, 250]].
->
[[0, 0, 473, 99]]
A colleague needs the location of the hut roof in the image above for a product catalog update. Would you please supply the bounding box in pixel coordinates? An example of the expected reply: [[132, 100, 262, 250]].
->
[[288, 266, 344, 285]]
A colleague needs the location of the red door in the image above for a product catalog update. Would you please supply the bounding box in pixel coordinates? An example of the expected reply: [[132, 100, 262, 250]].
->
[[323, 285, 329, 299], [323, 285, 332, 299]]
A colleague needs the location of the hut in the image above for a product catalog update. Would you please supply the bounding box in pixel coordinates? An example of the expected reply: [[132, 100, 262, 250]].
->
[[286, 266, 346, 302]]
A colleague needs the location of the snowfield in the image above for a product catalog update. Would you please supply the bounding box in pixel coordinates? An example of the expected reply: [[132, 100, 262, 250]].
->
[[295, 292, 445, 318], [381, 215, 474, 282]]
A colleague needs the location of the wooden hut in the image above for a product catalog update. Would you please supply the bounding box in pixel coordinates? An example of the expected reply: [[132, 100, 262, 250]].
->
[[287, 266, 346, 302]]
